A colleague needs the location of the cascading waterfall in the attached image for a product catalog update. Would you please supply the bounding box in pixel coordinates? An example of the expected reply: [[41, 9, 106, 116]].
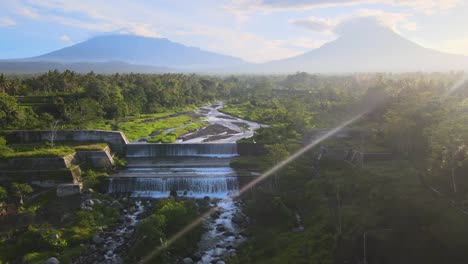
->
[[108, 176, 239, 198], [108, 143, 240, 199], [126, 143, 238, 157]]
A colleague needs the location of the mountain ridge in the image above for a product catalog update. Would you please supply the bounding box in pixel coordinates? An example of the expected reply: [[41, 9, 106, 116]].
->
[[2, 21, 468, 74]]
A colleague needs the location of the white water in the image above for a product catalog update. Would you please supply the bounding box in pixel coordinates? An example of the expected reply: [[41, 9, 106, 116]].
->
[[108, 176, 239, 199]]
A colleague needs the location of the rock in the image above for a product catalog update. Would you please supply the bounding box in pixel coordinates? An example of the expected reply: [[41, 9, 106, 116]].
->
[[192, 252, 202, 261], [231, 214, 245, 225], [111, 200, 122, 208], [223, 231, 234, 237], [182, 257, 194, 264], [216, 225, 226, 232], [92, 235, 103, 244], [211, 210, 221, 219], [121, 197, 128, 203], [124, 231, 133, 239], [216, 261, 226, 264], [48, 233, 60, 240], [43, 257, 59, 264], [84, 199, 95, 206], [93, 199, 102, 205], [128, 206, 136, 214], [81, 206, 93, 211]]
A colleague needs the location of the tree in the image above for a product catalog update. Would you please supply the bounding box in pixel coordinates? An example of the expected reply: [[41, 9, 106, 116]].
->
[[0, 92, 22, 129], [46, 120, 60, 148], [11, 183, 33, 205], [265, 143, 290, 188]]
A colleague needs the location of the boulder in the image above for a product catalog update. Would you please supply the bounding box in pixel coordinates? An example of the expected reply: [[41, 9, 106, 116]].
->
[[232, 214, 246, 226], [192, 252, 202, 261], [223, 231, 234, 237], [92, 235, 103, 244], [48, 233, 60, 240], [182, 257, 194, 264], [84, 199, 95, 206], [216, 261, 226, 264], [43, 257, 59, 264]]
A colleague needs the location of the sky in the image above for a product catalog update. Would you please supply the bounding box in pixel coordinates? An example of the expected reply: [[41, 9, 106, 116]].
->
[[0, 0, 468, 63]]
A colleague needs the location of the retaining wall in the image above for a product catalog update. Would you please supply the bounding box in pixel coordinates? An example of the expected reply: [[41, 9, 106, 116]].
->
[[7, 130, 129, 155]]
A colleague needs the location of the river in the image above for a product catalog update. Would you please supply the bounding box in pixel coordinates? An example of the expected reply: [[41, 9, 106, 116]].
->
[[108, 102, 261, 263]]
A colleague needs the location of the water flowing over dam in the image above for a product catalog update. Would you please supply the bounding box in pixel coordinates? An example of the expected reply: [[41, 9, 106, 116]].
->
[[126, 143, 238, 158], [109, 143, 241, 198], [107, 103, 261, 263]]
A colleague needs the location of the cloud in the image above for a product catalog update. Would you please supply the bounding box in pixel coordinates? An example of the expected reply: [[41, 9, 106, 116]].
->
[[0, 17, 16, 27], [291, 9, 413, 35], [226, 0, 460, 22], [22, 0, 164, 38], [258, 0, 459, 10], [59, 35, 72, 42], [17, 7, 40, 19], [290, 17, 337, 33]]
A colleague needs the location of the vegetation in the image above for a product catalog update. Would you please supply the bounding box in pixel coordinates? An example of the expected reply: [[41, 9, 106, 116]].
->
[[222, 72, 468, 264], [1, 71, 468, 263], [126, 198, 203, 263], [0, 141, 109, 159]]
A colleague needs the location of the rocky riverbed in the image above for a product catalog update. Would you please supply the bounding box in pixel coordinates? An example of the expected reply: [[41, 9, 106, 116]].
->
[[181, 198, 249, 264], [73, 197, 149, 264]]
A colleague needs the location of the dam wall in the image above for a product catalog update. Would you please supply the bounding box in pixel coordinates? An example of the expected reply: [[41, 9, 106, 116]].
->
[[6, 130, 129, 155]]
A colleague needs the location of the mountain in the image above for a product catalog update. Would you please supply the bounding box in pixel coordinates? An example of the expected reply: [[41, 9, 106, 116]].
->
[[25, 35, 247, 70], [3, 20, 468, 74], [257, 20, 468, 73]]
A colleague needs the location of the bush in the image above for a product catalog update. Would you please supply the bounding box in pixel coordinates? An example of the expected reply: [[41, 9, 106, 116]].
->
[[113, 156, 127, 168], [82, 170, 108, 191]]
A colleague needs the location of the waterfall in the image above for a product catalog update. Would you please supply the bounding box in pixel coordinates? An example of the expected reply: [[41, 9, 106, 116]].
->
[[126, 143, 238, 157], [109, 142, 242, 199], [108, 176, 239, 198]]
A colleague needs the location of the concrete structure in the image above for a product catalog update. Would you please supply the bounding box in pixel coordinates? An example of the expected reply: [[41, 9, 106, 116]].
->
[[75, 146, 115, 168], [57, 182, 82, 197], [7, 130, 129, 155]]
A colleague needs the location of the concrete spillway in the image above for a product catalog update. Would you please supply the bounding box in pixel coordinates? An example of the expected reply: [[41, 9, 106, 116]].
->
[[108, 175, 239, 198], [126, 143, 238, 158], [109, 143, 241, 198]]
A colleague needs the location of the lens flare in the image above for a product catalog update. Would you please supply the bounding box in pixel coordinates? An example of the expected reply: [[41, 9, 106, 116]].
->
[[138, 111, 366, 264], [446, 74, 468, 96]]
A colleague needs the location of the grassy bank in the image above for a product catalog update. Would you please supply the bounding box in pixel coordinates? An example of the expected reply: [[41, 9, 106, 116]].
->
[[1, 142, 108, 159]]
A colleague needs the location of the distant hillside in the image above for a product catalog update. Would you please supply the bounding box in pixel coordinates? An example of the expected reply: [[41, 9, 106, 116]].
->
[[26, 35, 247, 69], [0, 61, 172, 75], [257, 20, 468, 73], [2, 21, 468, 74]]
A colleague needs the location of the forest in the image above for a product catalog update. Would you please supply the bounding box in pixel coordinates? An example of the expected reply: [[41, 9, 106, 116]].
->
[[0, 71, 468, 263]]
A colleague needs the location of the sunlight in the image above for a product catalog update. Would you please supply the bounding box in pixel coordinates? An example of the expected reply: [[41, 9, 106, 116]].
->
[[138, 111, 366, 263]]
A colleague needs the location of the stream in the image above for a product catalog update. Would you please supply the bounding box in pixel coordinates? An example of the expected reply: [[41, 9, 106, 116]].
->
[[106, 102, 261, 263]]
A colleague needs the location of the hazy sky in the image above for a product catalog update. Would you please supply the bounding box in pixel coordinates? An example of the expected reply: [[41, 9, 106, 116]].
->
[[1, 0, 468, 62]]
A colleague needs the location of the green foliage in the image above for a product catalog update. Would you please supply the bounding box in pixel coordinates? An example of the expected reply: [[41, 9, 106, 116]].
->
[[73, 143, 108, 151], [23, 251, 54, 264], [0, 226, 67, 262], [126, 198, 202, 263], [0, 186, 6, 201], [0, 142, 108, 159], [147, 121, 208, 143], [81, 170, 108, 190], [118, 114, 194, 141], [11, 182, 33, 204], [113, 156, 127, 168], [65, 203, 119, 244]]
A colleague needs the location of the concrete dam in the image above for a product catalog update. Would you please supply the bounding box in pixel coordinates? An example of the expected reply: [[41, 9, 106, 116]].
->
[[108, 143, 242, 198]]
